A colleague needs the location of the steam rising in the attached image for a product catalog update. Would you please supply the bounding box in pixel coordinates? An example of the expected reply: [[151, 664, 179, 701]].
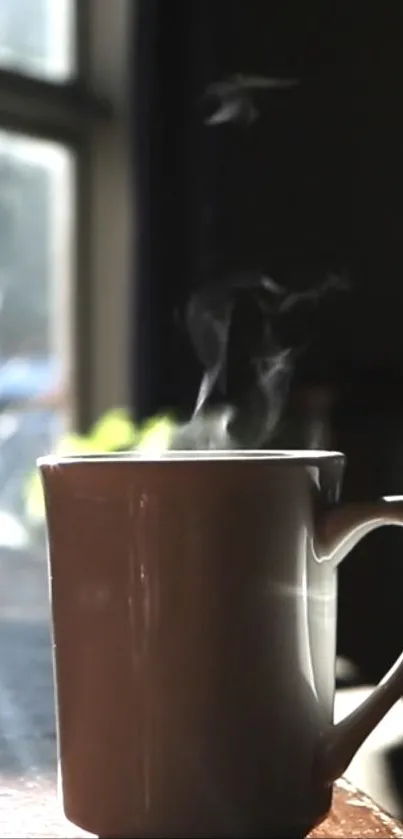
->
[[168, 72, 346, 451], [203, 74, 300, 126], [170, 274, 347, 451]]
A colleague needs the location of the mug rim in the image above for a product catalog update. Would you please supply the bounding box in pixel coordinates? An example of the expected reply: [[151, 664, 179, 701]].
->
[[37, 449, 345, 466]]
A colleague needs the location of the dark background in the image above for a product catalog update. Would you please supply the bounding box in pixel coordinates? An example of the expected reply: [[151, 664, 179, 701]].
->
[[132, 1, 403, 686]]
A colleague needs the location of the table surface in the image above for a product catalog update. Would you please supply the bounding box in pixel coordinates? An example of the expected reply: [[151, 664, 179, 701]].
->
[[1, 549, 403, 838], [0, 775, 401, 838], [312, 778, 403, 838]]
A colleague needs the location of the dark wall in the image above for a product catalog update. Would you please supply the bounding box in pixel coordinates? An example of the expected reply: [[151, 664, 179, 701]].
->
[[334, 395, 403, 684], [132, 1, 403, 416], [131, 2, 403, 687], [132, 0, 215, 418]]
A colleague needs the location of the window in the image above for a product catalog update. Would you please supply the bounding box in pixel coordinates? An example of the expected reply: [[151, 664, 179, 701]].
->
[[0, 0, 132, 543], [0, 132, 73, 542], [0, 0, 74, 80], [0, 0, 132, 796]]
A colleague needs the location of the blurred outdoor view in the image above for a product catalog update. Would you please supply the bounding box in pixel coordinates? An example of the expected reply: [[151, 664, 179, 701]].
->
[[0, 1, 74, 566], [0, 133, 73, 565], [0, 0, 75, 794], [0, 0, 73, 79]]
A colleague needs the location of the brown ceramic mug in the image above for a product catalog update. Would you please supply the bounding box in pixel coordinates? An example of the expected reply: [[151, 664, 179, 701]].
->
[[39, 450, 403, 838]]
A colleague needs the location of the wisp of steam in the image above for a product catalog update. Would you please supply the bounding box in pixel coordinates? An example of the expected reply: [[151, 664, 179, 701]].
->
[[170, 274, 347, 451], [203, 74, 300, 126], [165, 72, 346, 451]]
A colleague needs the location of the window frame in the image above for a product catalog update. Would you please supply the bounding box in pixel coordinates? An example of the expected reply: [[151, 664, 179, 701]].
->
[[0, 0, 134, 430]]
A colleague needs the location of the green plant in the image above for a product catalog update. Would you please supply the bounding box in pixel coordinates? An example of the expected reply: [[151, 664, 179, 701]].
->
[[25, 408, 176, 525]]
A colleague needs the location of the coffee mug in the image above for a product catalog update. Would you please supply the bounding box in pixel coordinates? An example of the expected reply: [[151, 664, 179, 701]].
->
[[39, 450, 403, 838]]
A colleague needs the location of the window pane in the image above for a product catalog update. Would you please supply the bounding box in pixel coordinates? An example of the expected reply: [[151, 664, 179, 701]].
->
[[0, 130, 74, 610], [0, 0, 74, 81]]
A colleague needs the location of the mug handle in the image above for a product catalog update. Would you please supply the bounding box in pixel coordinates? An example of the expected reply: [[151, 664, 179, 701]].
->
[[314, 495, 403, 785]]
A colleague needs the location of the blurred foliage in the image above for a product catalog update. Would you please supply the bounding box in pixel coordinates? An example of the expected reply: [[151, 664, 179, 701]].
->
[[25, 408, 176, 525]]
